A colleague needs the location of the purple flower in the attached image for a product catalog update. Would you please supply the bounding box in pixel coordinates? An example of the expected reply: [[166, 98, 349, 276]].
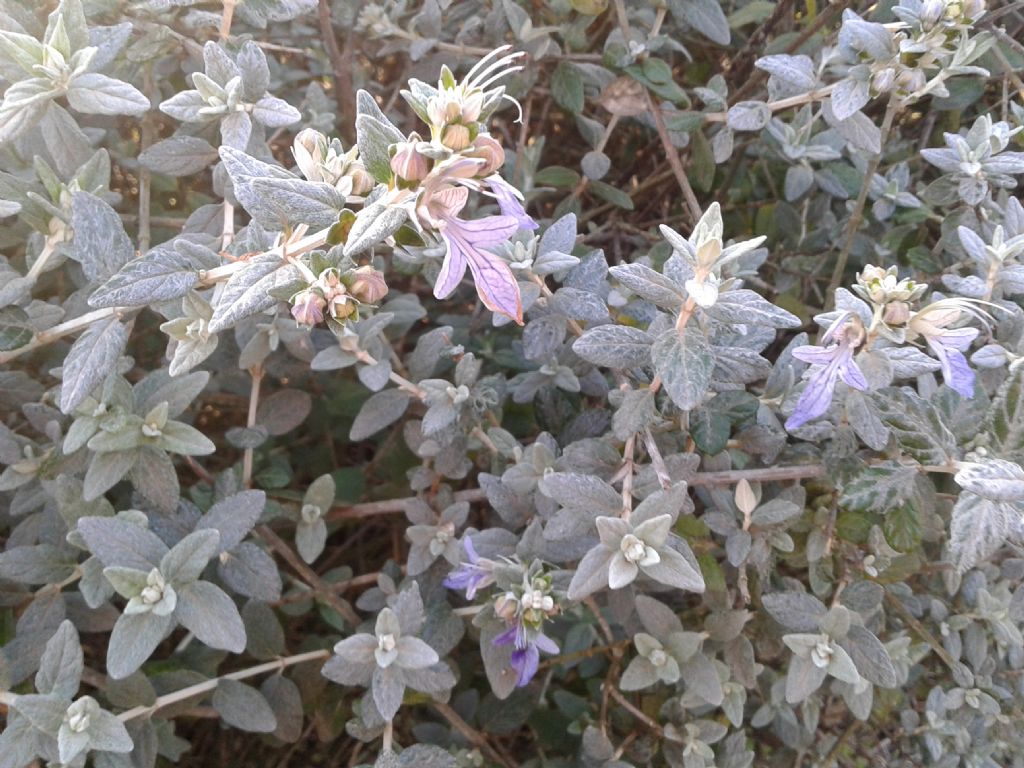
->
[[786, 312, 868, 430], [909, 299, 985, 398], [493, 624, 559, 687], [443, 537, 494, 599], [420, 183, 523, 324], [487, 174, 538, 232], [923, 328, 978, 397]]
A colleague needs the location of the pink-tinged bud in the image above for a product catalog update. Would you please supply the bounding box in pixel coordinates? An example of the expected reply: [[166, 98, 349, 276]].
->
[[290, 290, 326, 327], [442, 123, 472, 151], [390, 141, 429, 182], [347, 163, 375, 196], [469, 135, 505, 176], [348, 265, 389, 303], [883, 301, 911, 326], [494, 593, 519, 621]]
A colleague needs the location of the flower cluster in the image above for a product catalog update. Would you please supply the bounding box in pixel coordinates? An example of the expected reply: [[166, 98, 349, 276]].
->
[[289, 262, 388, 328], [293, 128, 374, 196], [445, 540, 559, 687], [391, 47, 538, 323], [787, 264, 989, 429], [830, 0, 990, 119]]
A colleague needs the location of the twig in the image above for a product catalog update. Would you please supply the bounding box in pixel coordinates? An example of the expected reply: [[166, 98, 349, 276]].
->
[[644, 90, 701, 223], [116, 649, 329, 721], [431, 701, 515, 768], [242, 366, 264, 487], [317, 0, 355, 137], [257, 525, 361, 626], [604, 685, 683, 742], [219, 0, 237, 39], [826, 95, 901, 307], [0, 227, 332, 365]]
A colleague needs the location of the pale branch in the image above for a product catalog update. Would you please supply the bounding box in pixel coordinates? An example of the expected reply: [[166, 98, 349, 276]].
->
[[0, 227, 331, 365]]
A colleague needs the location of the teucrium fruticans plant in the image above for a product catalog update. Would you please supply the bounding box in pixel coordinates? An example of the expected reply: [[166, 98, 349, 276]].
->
[[3, 0, 1024, 766]]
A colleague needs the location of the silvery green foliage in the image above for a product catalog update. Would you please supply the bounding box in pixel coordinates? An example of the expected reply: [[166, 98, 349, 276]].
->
[[3, 0, 1024, 766]]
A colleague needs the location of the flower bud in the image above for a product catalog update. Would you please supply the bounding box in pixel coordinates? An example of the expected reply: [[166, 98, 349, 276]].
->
[[494, 593, 519, 621], [468, 135, 505, 176], [442, 123, 472, 151], [883, 300, 911, 326], [290, 290, 326, 327], [348, 265, 389, 303], [872, 67, 896, 94], [390, 140, 429, 182], [293, 128, 328, 182], [347, 162, 375, 196]]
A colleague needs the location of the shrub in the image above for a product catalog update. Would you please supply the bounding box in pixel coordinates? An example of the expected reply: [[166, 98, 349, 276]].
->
[[2, 0, 1024, 766]]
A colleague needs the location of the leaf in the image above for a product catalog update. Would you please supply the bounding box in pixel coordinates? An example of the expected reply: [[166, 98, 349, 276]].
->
[[539, 472, 621, 514], [175, 580, 247, 652], [762, 592, 827, 632], [839, 461, 920, 514], [76, 516, 168, 570], [0, 545, 77, 585], [987, 364, 1024, 462], [785, 654, 827, 703], [949, 491, 1018, 572], [609, 263, 685, 309], [35, 621, 82, 699], [66, 72, 149, 116], [669, 0, 731, 44], [349, 389, 413, 440], [707, 289, 801, 328], [197, 490, 266, 553], [871, 388, 957, 466], [840, 625, 897, 688], [829, 78, 870, 122], [344, 201, 408, 256], [106, 612, 173, 680], [355, 113, 404, 183], [219, 542, 282, 602], [754, 55, 817, 91], [138, 135, 219, 177], [70, 191, 135, 282], [208, 255, 297, 333], [212, 679, 277, 733], [726, 101, 770, 132], [261, 675, 304, 742], [653, 326, 712, 412], [551, 62, 584, 114], [572, 324, 653, 368], [257, 389, 311, 435], [160, 529, 220, 585], [0, 306, 33, 351], [955, 458, 1024, 502], [245, 177, 346, 229]]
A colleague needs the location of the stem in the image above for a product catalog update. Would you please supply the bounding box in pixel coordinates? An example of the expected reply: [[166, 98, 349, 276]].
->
[[645, 90, 702, 223], [0, 227, 332, 366], [221, 202, 235, 249], [24, 234, 60, 282], [430, 701, 515, 768], [257, 525, 361, 626], [354, 349, 427, 399], [705, 84, 838, 123], [219, 0, 237, 39], [382, 720, 394, 752], [620, 434, 635, 520], [826, 95, 901, 308], [115, 649, 329, 721], [242, 366, 264, 487]]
